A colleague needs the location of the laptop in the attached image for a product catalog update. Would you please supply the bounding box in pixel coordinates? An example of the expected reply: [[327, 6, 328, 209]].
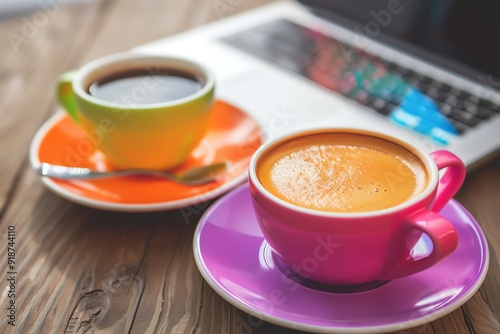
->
[[135, 0, 500, 168]]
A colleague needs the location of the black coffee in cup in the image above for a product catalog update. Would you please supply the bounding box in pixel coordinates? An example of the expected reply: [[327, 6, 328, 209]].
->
[[87, 68, 204, 104]]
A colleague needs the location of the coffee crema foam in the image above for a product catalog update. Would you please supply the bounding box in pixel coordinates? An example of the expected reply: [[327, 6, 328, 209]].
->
[[257, 133, 428, 213]]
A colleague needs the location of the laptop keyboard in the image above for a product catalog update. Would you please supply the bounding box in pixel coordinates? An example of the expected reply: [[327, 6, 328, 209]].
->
[[220, 19, 499, 145]]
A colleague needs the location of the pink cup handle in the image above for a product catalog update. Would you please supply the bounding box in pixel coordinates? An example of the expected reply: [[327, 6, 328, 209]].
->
[[384, 210, 459, 279], [430, 150, 466, 212], [383, 150, 465, 280]]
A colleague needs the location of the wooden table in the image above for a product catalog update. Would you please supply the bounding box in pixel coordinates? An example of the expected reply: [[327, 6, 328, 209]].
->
[[1, 0, 499, 333]]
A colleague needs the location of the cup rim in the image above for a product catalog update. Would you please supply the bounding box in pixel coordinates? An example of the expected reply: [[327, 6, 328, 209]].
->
[[248, 128, 439, 218], [72, 52, 215, 110]]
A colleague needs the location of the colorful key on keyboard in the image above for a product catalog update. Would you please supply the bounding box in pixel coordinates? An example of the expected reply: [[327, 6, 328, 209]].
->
[[390, 87, 458, 145]]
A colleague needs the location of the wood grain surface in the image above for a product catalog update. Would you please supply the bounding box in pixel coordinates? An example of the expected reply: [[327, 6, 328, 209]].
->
[[0, 0, 499, 333]]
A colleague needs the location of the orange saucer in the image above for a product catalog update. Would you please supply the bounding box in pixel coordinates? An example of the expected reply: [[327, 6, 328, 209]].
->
[[29, 100, 263, 212]]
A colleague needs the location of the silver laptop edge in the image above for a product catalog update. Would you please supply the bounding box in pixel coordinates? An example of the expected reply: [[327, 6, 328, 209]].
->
[[135, 1, 500, 167]]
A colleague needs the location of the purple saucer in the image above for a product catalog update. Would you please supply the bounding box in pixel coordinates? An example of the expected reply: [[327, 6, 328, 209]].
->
[[193, 184, 489, 333]]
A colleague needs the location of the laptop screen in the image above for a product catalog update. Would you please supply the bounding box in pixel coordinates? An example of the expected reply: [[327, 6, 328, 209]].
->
[[300, 0, 500, 89]]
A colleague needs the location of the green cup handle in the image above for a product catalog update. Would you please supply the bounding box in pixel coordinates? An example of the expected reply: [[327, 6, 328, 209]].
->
[[57, 70, 79, 122]]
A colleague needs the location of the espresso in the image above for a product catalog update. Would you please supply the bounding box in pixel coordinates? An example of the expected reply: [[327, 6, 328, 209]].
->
[[257, 133, 428, 213], [88, 68, 203, 104]]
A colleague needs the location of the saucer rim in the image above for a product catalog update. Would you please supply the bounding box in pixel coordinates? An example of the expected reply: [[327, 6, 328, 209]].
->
[[193, 183, 490, 334], [29, 109, 251, 212]]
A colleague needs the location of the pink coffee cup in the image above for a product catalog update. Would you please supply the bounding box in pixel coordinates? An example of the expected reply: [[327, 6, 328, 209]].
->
[[248, 128, 466, 286]]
